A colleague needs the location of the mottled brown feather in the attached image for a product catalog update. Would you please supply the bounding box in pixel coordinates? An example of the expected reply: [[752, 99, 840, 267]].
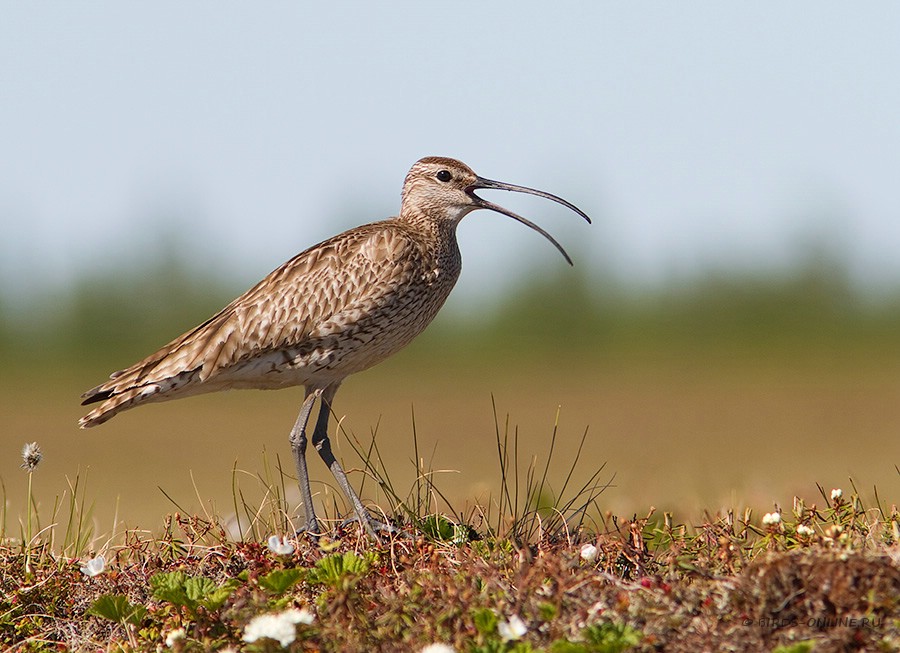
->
[[79, 217, 460, 427]]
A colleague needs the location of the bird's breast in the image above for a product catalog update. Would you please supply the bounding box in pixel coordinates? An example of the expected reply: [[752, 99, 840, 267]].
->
[[226, 228, 463, 386]]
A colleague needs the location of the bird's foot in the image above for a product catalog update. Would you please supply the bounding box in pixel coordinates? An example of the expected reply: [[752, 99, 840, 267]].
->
[[295, 515, 398, 541], [339, 513, 398, 540], [295, 518, 325, 540]]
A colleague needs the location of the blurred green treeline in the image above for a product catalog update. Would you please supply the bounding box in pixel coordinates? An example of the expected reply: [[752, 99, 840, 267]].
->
[[2, 240, 900, 373]]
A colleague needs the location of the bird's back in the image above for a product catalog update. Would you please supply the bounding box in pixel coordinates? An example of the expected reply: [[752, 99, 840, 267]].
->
[[79, 218, 461, 427]]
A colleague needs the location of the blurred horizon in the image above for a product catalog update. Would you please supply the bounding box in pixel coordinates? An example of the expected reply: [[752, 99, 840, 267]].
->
[[3, 221, 900, 366]]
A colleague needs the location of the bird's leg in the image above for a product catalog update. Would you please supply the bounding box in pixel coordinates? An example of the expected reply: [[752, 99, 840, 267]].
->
[[311, 384, 393, 539], [289, 387, 323, 536]]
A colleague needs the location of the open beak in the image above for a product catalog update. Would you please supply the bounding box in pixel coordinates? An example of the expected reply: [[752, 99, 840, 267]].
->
[[465, 176, 591, 266]]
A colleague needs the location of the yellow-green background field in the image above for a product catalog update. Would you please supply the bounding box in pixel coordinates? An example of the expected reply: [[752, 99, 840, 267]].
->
[[4, 260, 899, 534]]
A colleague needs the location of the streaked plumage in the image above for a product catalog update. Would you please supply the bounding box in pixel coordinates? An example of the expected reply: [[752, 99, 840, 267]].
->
[[79, 219, 459, 426], [79, 156, 590, 537]]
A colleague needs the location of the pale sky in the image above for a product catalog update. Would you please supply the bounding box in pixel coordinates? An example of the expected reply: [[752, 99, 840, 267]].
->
[[2, 3, 899, 307]]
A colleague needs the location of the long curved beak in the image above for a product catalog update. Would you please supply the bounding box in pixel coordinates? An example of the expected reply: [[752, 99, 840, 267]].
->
[[465, 176, 591, 266]]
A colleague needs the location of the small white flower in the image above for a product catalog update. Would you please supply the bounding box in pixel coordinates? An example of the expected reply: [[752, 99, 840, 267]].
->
[[164, 627, 185, 647], [796, 524, 815, 537], [80, 554, 105, 577], [831, 488, 843, 502], [420, 645, 456, 653], [288, 607, 315, 625], [243, 608, 314, 647], [762, 512, 781, 527], [580, 543, 599, 562], [498, 614, 527, 642], [267, 535, 296, 556], [21, 442, 43, 471]]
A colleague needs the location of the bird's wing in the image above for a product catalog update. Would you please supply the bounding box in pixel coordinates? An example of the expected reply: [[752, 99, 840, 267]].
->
[[81, 221, 424, 404]]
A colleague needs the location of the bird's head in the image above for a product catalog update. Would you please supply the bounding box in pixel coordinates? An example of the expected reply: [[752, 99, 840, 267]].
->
[[400, 156, 591, 265]]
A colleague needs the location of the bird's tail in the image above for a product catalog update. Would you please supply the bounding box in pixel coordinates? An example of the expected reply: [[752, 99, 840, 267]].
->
[[78, 366, 200, 428], [79, 384, 154, 428]]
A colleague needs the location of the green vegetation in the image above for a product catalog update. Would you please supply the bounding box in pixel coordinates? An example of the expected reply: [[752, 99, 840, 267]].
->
[[0, 250, 234, 369], [474, 253, 900, 363], [2, 488, 898, 650], [2, 429, 899, 651], [3, 242, 900, 371], [3, 241, 899, 650]]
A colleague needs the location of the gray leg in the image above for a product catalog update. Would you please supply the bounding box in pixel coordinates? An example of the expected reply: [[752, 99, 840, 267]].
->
[[289, 387, 322, 535], [311, 383, 388, 539]]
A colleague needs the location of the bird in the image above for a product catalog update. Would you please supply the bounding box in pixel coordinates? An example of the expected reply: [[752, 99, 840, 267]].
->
[[79, 156, 591, 538]]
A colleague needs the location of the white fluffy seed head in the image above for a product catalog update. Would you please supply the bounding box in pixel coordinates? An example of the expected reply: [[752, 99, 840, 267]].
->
[[21, 442, 43, 471]]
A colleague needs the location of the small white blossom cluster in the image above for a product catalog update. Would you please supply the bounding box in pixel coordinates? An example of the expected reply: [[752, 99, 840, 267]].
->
[[498, 614, 528, 642], [796, 524, 815, 537], [164, 627, 186, 647], [580, 543, 599, 562], [243, 608, 315, 647], [420, 645, 456, 653], [831, 488, 843, 502], [267, 535, 296, 556], [80, 554, 105, 577], [762, 512, 781, 527]]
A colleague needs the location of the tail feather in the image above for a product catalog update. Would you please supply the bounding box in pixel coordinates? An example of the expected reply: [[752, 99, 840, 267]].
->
[[80, 385, 113, 407], [76, 310, 234, 428], [78, 368, 201, 428], [78, 386, 153, 428]]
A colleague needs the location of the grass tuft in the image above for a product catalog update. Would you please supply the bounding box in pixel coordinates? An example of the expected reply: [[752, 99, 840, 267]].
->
[[2, 414, 899, 651]]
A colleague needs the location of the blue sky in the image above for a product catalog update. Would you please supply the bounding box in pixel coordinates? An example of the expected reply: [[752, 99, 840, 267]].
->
[[2, 3, 899, 306]]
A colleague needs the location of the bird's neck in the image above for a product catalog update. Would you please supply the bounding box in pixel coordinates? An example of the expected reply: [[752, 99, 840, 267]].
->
[[399, 206, 463, 235], [397, 208, 462, 265]]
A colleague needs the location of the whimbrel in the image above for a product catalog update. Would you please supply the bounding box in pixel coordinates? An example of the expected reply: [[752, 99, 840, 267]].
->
[[79, 156, 591, 537]]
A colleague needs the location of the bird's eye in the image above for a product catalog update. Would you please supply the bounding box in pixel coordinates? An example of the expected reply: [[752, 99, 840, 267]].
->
[[436, 170, 452, 182]]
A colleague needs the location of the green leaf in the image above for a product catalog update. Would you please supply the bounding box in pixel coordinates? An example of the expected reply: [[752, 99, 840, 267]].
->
[[87, 594, 147, 627], [508, 644, 536, 653], [202, 577, 241, 611], [259, 568, 305, 595], [420, 514, 477, 544], [773, 643, 815, 653], [549, 640, 590, 653], [184, 576, 216, 602], [150, 571, 238, 612], [306, 552, 373, 588], [421, 514, 456, 540], [150, 571, 193, 610], [150, 570, 187, 593], [581, 622, 642, 652], [539, 601, 558, 621], [472, 608, 498, 636], [201, 585, 235, 611]]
